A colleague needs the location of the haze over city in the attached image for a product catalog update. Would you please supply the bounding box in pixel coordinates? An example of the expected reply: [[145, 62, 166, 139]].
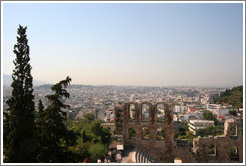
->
[[2, 2, 244, 87]]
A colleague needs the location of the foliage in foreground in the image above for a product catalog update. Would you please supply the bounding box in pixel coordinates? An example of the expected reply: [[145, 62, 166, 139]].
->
[[37, 76, 76, 162], [68, 113, 112, 162], [4, 25, 111, 163]]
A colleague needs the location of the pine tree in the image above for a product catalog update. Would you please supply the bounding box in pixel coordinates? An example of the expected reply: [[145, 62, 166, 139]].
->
[[5, 25, 37, 162], [37, 76, 75, 162]]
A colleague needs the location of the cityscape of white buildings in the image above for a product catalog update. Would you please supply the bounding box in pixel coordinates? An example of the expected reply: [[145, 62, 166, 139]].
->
[[3, 85, 242, 125]]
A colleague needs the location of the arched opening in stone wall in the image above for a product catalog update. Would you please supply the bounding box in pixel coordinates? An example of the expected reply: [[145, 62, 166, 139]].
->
[[208, 145, 216, 156], [156, 104, 165, 122], [230, 146, 239, 161], [141, 104, 149, 121], [157, 127, 165, 140], [141, 127, 150, 140], [129, 127, 136, 139], [129, 104, 136, 121], [229, 124, 237, 136]]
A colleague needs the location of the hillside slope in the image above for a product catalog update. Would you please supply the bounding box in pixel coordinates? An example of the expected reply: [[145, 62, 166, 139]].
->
[[213, 85, 243, 108]]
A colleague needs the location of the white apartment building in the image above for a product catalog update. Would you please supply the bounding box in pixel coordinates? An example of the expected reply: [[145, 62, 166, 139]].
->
[[189, 120, 214, 135], [207, 104, 221, 114], [174, 105, 187, 114]]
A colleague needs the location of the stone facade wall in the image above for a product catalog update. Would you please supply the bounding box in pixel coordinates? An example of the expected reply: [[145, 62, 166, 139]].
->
[[114, 102, 243, 163], [173, 139, 195, 163], [115, 102, 174, 162], [114, 106, 124, 136], [193, 119, 243, 163]]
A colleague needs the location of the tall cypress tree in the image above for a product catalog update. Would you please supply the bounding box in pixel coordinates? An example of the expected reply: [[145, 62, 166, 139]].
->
[[5, 25, 37, 162], [38, 76, 75, 162], [36, 99, 46, 162], [3, 111, 10, 152], [38, 99, 44, 115]]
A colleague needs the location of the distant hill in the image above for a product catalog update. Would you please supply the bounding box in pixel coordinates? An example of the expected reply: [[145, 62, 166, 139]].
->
[[35, 84, 53, 89], [3, 74, 48, 87], [213, 85, 243, 109]]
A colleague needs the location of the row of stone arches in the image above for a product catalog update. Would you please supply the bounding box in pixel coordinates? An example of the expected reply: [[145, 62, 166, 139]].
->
[[126, 102, 171, 122]]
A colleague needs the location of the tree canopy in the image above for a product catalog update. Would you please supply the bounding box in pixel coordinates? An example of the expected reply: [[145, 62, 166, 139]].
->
[[196, 125, 224, 137], [68, 113, 112, 162], [202, 110, 218, 125]]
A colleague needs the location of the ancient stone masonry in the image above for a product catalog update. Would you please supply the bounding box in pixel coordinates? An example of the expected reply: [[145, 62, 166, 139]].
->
[[193, 119, 243, 163], [114, 105, 124, 135], [114, 102, 243, 163], [115, 102, 174, 162]]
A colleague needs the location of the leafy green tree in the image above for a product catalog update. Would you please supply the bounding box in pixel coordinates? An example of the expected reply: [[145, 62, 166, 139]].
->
[[68, 113, 112, 162], [5, 25, 37, 162], [101, 127, 112, 146], [89, 143, 107, 162], [87, 120, 103, 137], [68, 138, 92, 162], [214, 124, 224, 135], [178, 124, 189, 135], [196, 126, 214, 137], [84, 120, 107, 144], [37, 77, 76, 162], [177, 131, 196, 144], [229, 110, 237, 116], [174, 123, 189, 139], [81, 129, 88, 142], [84, 113, 95, 123], [202, 110, 218, 125], [69, 113, 95, 133], [196, 125, 224, 137]]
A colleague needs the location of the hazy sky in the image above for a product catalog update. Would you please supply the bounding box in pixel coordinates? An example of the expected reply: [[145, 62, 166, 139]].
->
[[2, 2, 244, 87]]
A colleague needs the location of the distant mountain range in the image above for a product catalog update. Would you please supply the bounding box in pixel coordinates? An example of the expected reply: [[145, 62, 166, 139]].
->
[[3, 74, 48, 87]]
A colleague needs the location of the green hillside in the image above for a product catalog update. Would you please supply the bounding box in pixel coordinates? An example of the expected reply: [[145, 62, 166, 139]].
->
[[213, 86, 243, 109]]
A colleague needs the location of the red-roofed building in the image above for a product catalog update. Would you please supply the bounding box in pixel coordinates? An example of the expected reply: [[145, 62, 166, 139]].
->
[[188, 107, 199, 113]]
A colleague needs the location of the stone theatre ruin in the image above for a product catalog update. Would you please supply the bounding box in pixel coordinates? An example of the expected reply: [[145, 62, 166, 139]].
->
[[113, 102, 243, 163]]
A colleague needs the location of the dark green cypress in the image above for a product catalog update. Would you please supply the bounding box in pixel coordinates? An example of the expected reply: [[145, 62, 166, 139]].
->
[[36, 99, 47, 162], [38, 76, 75, 162], [6, 25, 37, 162], [38, 99, 44, 114], [3, 111, 10, 152]]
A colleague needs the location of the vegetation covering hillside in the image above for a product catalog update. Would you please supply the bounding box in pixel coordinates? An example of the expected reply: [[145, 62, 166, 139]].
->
[[213, 85, 243, 109]]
